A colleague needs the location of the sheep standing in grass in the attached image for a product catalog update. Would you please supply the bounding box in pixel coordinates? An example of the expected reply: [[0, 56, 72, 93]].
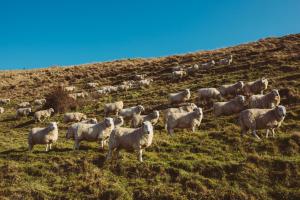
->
[[34, 108, 55, 122], [134, 74, 146, 80], [87, 82, 98, 88], [197, 88, 221, 105], [0, 99, 10, 105], [218, 81, 244, 97], [66, 119, 98, 140], [34, 99, 46, 106], [131, 110, 160, 128], [68, 118, 114, 150], [64, 112, 87, 123], [186, 64, 199, 74], [213, 95, 246, 116], [166, 107, 203, 135], [18, 102, 30, 108], [136, 79, 153, 88], [119, 105, 145, 120], [114, 116, 124, 127], [249, 89, 280, 109], [106, 121, 154, 162], [172, 70, 187, 81], [219, 55, 233, 65], [28, 122, 59, 151], [16, 108, 32, 118], [243, 78, 268, 96], [239, 106, 286, 139], [169, 89, 191, 105], [201, 60, 215, 69], [64, 86, 76, 92], [104, 101, 124, 116], [0, 107, 4, 114]]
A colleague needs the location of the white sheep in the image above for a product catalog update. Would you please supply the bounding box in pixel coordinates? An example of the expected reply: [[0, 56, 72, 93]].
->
[[239, 105, 286, 140], [16, 107, 32, 118], [0, 98, 10, 105], [119, 105, 145, 120], [249, 89, 280, 109], [106, 121, 154, 162], [28, 122, 59, 151], [134, 74, 146, 80], [243, 78, 268, 96], [166, 107, 203, 135], [87, 82, 98, 88], [104, 101, 124, 116], [131, 110, 160, 128], [186, 64, 199, 74], [169, 89, 191, 105], [218, 81, 244, 97], [172, 70, 187, 81], [117, 84, 131, 92], [34, 99, 46, 106], [34, 108, 55, 122], [65, 119, 98, 141], [136, 79, 153, 88], [197, 88, 221, 105], [201, 60, 215, 68], [114, 116, 124, 127], [64, 86, 76, 92], [18, 102, 30, 108], [64, 112, 87, 123], [219, 55, 233, 65], [213, 95, 246, 116], [0, 107, 4, 114], [67, 118, 114, 150]]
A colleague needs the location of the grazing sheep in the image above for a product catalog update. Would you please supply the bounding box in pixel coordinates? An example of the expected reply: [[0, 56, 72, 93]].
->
[[0, 107, 4, 114], [34, 108, 55, 122], [186, 64, 199, 74], [16, 107, 32, 118], [28, 122, 59, 151], [104, 101, 124, 116], [213, 95, 246, 116], [136, 79, 153, 88], [117, 84, 131, 92], [218, 81, 244, 97], [81, 118, 98, 124], [166, 107, 203, 135], [18, 102, 30, 108], [243, 78, 268, 96], [106, 121, 154, 162], [64, 112, 87, 123], [87, 82, 98, 88], [134, 74, 146, 80], [169, 89, 191, 105], [66, 119, 98, 141], [239, 106, 286, 139], [119, 105, 145, 120], [0, 98, 10, 105], [68, 118, 114, 150], [34, 99, 46, 106], [68, 92, 88, 100], [64, 86, 76, 92], [249, 89, 280, 109], [172, 70, 187, 80], [131, 110, 160, 128], [197, 88, 222, 105], [114, 116, 124, 127], [219, 55, 233, 65], [100, 86, 118, 93], [201, 60, 215, 68]]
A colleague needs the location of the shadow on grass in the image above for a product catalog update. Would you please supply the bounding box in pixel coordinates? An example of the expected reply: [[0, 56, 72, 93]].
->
[[15, 120, 35, 128], [0, 148, 28, 155], [0, 116, 17, 123]]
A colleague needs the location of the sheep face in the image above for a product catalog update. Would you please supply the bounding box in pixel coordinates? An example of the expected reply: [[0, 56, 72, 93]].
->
[[193, 107, 203, 117], [49, 122, 58, 131], [236, 95, 246, 105], [114, 116, 124, 126], [237, 81, 244, 90], [49, 108, 55, 114], [184, 89, 190, 95], [153, 110, 159, 118], [188, 103, 197, 110], [260, 78, 268, 89], [276, 106, 286, 118], [271, 89, 280, 99], [137, 105, 145, 113], [104, 118, 114, 128], [142, 121, 153, 135]]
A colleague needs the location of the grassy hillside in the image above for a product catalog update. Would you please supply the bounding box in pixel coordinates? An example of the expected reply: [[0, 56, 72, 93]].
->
[[0, 34, 300, 200]]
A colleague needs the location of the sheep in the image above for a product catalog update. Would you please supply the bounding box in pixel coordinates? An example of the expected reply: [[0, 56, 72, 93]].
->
[[134, 74, 146, 80], [64, 86, 76, 92], [114, 116, 124, 127], [65, 119, 98, 141], [18, 102, 30, 108], [162, 103, 197, 127], [100, 86, 118, 93], [239, 105, 286, 140], [169, 89, 191, 105], [68, 118, 114, 150], [119, 105, 145, 120], [87, 82, 98, 88], [136, 79, 153, 88], [106, 121, 154, 162], [0, 107, 4, 114], [28, 122, 59, 151], [243, 78, 268, 96], [249, 89, 280, 109], [0, 98, 10, 105], [186, 64, 199, 74], [117, 84, 131, 92], [218, 81, 244, 97], [68, 92, 88, 100], [171, 65, 183, 72], [197, 88, 221, 105], [16, 107, 32, 118], [213, 95, 246, 116], [81, 118, 98, 124], [131, 110, 160, 128], [166, 107, 203, 135], [34, 108, 55, 122], [34, 99, 46, 106], [201, 60, 215, 69], [219, 55, 233, 65], [104, 101, 124, 116], [64, 112, 87, 123], [172, 70, 187, 81]]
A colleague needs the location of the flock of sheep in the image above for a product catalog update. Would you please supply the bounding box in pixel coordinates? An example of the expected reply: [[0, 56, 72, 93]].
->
[[0, 56, 287, 162]]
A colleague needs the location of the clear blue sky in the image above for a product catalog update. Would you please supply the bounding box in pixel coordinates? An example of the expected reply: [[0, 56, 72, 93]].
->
[[0, 0, 299, 70]]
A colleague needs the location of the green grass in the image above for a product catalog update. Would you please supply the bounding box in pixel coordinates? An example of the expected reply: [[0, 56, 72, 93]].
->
[[0, 34, 300, 199]]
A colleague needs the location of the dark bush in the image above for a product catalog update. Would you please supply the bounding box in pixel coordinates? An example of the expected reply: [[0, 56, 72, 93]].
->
[[44, 86, 79, 113]]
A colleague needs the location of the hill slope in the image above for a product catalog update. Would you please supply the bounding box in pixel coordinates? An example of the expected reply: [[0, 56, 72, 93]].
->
[[0, 34, 300, 200]]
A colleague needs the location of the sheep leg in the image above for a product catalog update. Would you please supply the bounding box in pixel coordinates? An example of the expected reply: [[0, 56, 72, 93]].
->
[[252, 130, 261, 140], [45, 144, 49, 151], [74, 140, 80, 150], [272, 129, 276, 137], [266, 129, 269, 138], [192, 126, 196, 133], [168, 128, 174, 136], [138, 149, 143, 162], [100, 140, 104, 150], [49, 143, 52, 150]]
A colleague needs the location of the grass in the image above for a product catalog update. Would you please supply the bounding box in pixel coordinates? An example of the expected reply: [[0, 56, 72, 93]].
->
[[0, 33, 300, 199]]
